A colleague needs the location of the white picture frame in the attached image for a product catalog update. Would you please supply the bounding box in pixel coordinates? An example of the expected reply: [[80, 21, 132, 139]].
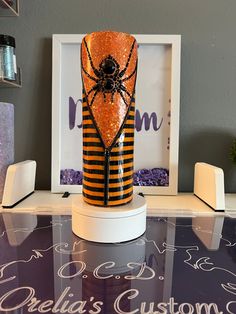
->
[[52, 34, 181, 195]]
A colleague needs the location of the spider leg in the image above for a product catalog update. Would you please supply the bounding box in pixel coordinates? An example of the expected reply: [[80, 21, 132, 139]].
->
[[103, 92, 106, 102], [121, 61, 137, 82], [87, 84, 100, 96], [118, 40, 136, 78], [90, 89, 99, 107], [81, 63, 98, 82], [120, 85, 132, 99], [83, 38, 101, 78], [118, 90, 129, 107], [111, 90, 116, 103]]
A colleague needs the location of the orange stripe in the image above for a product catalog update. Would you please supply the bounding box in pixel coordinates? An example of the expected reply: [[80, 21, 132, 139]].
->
[[84, 172, 104, 179], [118, 137, 134, 142], [83, 120, 94, 125], [83, 155, 105, 161], [83, 137, 101, 143], [82, 180, 104, 188], [108, 195, 133, 206], [125, 120, 134, 125], [110, 162, 133, 170], [83, 164, 104, 170], [83, 146, 104, 152], [83, 128, 97, 133], [112, 146, 133, 152], [109, 170, 133, 179]]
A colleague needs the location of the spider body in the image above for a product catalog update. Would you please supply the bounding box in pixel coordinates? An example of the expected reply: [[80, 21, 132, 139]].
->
[[82, 39, 137, 106]]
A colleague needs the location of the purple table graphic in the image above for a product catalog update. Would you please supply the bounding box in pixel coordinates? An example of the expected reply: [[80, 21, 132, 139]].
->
[[0, 213, 235, 313]]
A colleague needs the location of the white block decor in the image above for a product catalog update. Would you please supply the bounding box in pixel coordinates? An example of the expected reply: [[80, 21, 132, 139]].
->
[[2, 160, 36, 208], [194, 162, 225, 211]]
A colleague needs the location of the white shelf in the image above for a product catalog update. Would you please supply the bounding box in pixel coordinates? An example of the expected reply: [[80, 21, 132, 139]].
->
[[0, 67, 22, 87], [1, 191, 235, 216]]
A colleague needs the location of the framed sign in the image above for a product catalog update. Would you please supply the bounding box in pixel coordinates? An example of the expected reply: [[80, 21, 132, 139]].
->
[[52, 34, 181, 195]]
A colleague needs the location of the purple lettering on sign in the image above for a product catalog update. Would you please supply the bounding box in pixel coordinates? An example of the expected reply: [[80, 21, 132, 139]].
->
[[135, 110, 163, 132], [68, 97, 163, 132], [69, 97, 82, 130]]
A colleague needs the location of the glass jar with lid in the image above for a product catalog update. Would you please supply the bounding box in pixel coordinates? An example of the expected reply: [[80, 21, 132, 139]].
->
[[0, 35, 17, 81]]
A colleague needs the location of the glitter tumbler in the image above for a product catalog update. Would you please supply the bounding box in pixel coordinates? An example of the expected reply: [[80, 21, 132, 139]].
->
[[81, 31, 138, 207], [0, 103, 14, 203]]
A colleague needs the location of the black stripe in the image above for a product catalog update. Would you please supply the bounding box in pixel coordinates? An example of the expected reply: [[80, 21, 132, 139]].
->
[[124, 125, 134, 129], [83, 182, 133, 193], [83, 142, 103, 147], [130, 106, 135, 111], [114, 141, 134, 147], [83, 184, 104, 193], [83, 133, 99, 138], [109, 175, 133, 183], [83, 166, 133, 175], [83, 176, 104, 184], [109, 182, 133, 192], [83, 150, 104, 156], [83, 124, 95, 129], [83, 158, 133, 166], [110, 166, 133, 175], [83, 159, 104, 166], [110, 149, 133, 157], [127, 115, 135, 120], [83, 192, 104, 201], [83, 190, 133, 202], [83, 168, 104, 175], [109, 191, 133, 201], [83, 149, 133, 157], [82, 106, 88, 111], [125, 133, 134, 138], [83, 115, 91, 120], [83, 174, 133, 184], [82, 97, 87, 102]]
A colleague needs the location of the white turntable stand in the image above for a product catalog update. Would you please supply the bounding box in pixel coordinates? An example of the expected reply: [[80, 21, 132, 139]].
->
[[72, 194, 147, 243]]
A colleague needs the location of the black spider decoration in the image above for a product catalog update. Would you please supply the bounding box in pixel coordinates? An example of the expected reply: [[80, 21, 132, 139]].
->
[[81, 38, 137, 107]]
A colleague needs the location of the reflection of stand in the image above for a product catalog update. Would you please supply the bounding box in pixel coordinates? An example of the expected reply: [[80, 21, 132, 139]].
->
[[72, 194, 147, 243], [72, 234, 146, 314]]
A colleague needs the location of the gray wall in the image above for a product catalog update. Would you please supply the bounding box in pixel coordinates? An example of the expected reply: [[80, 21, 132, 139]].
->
[[1, 0, 236, 192]]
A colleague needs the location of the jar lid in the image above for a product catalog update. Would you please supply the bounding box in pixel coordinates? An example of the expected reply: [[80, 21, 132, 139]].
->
[[0, 35, 15, 48]]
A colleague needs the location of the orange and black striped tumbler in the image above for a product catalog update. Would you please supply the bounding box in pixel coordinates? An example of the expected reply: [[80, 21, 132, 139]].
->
[[81, 31, 138, 207]]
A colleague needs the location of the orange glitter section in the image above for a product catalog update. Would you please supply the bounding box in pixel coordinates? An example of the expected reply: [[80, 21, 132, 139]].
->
[[81, 31, 137, 148]]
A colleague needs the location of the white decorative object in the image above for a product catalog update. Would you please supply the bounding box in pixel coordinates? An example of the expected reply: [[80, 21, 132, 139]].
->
[[194, 162, 225, 211], [72, 194, 147, 243], [2, 160, 36, 208], [52, 34, 181, 195]]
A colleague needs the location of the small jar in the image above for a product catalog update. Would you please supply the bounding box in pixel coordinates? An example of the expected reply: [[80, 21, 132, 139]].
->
[[0, 35, 16, 81]]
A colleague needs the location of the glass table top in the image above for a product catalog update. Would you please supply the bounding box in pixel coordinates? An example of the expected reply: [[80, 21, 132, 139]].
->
[[0, 213, 235, 314]]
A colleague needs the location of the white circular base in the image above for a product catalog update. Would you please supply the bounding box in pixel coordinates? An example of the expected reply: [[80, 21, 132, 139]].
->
[[72, 194, 147, 243]]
